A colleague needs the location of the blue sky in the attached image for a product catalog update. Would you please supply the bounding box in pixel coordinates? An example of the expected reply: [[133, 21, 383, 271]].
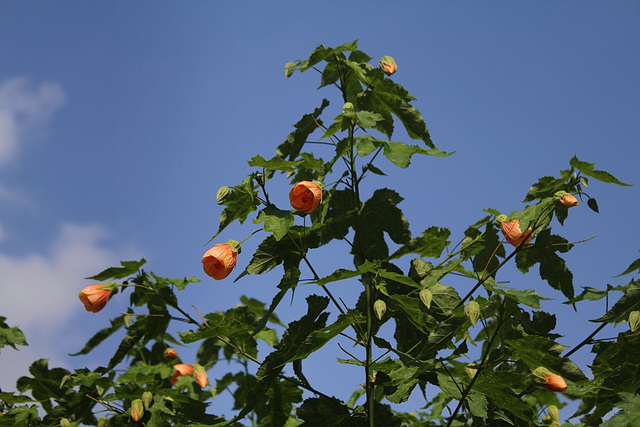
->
[[1, 1, 639, 421]]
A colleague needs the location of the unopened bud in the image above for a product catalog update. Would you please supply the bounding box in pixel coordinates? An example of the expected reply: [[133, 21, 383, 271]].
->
[[374, 299, 387, 320], [131, 398, 144, 422], [216, 186, 230, 202], [464, 300, 480, 327], [342, 102, 355, 113], [379, 56, 397, 76], [210, 388, 217, 400], [419, 289, 433, 309], [284, 61, 295, 78], [60, 418, 71, 427], [164, 348, 178, 360], [547, 405, 560, 423], [141, 391, 153, 410], [629, 311, 640, 332]]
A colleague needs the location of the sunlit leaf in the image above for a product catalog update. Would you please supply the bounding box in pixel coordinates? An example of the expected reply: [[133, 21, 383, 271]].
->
[[570, 156, 632, 186]]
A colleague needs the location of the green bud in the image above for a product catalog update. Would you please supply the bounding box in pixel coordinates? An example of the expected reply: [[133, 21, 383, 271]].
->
[[419, 289, 433, 309], [124, 314, 133, 327], [342, 102, 355, 113], [60, 418, 71, 427], [141, 391, 153, 410], [373, 299, 387, 320], [464, 300, 480, 326], [210, 388, 217, 400], [284, 61, 296, 78], [629, 311, 640, 332], [547, 405, 560, 422], [131, 399, 144, 422], [216, 186, 230, 202]]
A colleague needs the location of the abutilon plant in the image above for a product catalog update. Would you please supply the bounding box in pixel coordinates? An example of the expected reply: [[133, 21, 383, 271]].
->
[[1, 40, 639, 427]]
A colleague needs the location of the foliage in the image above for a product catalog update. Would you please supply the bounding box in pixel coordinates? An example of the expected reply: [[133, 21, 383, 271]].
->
[[1, 41, 637, 426]]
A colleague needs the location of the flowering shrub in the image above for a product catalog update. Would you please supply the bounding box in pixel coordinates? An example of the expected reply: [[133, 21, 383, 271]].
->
[[2, 40, 640, 427]]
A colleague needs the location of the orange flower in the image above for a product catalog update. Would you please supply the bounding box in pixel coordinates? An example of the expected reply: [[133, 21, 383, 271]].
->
[[202, 244, 238, 280], [532, 367, 568, 392], [557, 193, 579, 208], [194, 364, 208, 388], [379, 56, 397, 76], [78, 283, 114, 313], [289, 181, 322, 214], [501, 219, 532, 247], [542, 372, 567, 392], [164, 348, 178, 360], [170, 363, 194, 386]]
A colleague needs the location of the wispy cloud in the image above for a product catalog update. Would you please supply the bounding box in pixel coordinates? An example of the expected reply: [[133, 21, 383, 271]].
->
[[0, 77, 65, 167], [0, 223, 141, 391]]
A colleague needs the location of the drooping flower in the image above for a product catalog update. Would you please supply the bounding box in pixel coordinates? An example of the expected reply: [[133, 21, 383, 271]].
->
[[170, 363, 194, 386], [289, 181, 323, 214], [501, 219, 532, 247], [194, 364, 208, 388], [379, 56, 397, 76], [202, 243, 238, 280], [532, 366, 568, 392], [78, 283, 116, 313], [558, 194, 579, 207]]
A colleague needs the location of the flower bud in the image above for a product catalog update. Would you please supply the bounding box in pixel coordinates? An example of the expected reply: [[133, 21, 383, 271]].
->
[[194, 363, 208, 388], [60, 418, 71, 427], [216, 186, 230, 202], [547, 405, 560, 423], [210, 387, 217, 400], [629, 311, 640, 332], [164, 347, 178, 360], [464, 300, 480, 327], [170, 363, 194, 386], [289, 181, 323, 214], [141, 391, 153, 410], [131, 398, 144, 422], [500, 218, 532, 247], [342, 102, 355, 113], [78, 282, 117, 313], [555, 191, 579, 208], [284, 61, 295, 78], [532, 366, 567, 392], [419, 289, 433, 309], [374, 299, 387, 320], [379, 56, 397, 76], [202, 243, 238, 280]]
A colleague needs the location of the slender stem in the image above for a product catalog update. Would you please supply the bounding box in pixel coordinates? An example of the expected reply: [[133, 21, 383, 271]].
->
[[564, 322, 607, 358]]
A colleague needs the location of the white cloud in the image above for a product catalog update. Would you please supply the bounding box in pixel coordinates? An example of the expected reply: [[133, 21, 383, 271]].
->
[[0, 77, 65, 167], [0, 223, 141, 391]]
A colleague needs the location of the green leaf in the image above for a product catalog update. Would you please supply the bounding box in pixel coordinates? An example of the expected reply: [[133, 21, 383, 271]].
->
[[0, 317, 27, 349], [253, 206, 295, 241], [472, 370, 535, 422], [515, 229, 575, 299], [247, 155, 305, 173], [391, 226, 451, 259], [593, 280, 640, 324], [179, 306, 257, 344], [482, 282, 548, 309], [570, 156, 632, 186], [295, 40, 359, 73], [353, 188, 411, 264], [506, 336, 586, 382], [85, 258, 146, 281], [615, 253, 640, 277], [601, 393, 640, 427], [276, 99, 330, 161], [211, 175, 261, 240]]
